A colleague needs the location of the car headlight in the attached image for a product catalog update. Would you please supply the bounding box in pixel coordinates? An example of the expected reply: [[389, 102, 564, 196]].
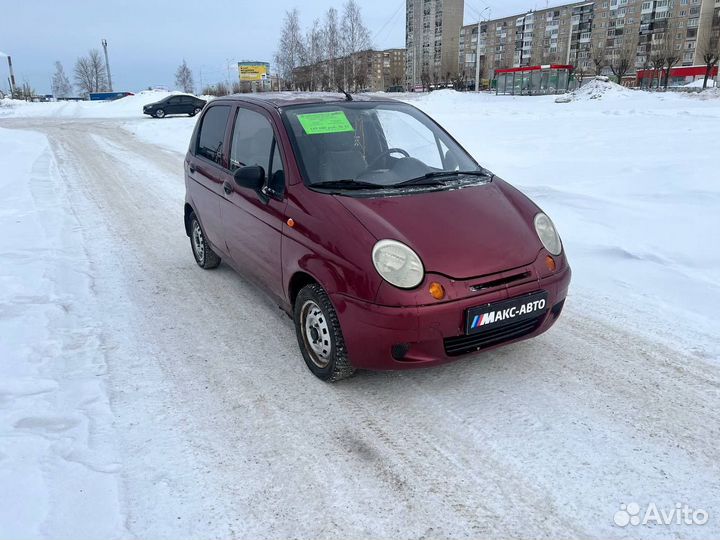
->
[[534, 213, 562, 255], [372, 239, 424, 289]]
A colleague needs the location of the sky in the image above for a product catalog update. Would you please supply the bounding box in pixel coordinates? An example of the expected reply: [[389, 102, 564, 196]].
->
[[0, 0, 573, 94]]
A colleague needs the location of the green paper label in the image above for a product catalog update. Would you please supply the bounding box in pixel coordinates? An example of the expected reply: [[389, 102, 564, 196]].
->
[[297, 111, 354, 135]]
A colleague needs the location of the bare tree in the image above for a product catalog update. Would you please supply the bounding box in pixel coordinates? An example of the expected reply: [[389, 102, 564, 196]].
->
[[420, 70, 431, 92], [590, 43, 605, 76], [16, 81, 36, 101], [74, 49, 108, 96], [700, 33, 719, 89], [305, 18, 324, 91], [650, 51, 665, 89], [274, 9, 305, 90], [51, 61, 72, 98], [324, 8, 342, 89], [609, 41, 635, 85], [341, 0, 371, 90], [660, 30, 681, 90], [175, 60, 194, 93]]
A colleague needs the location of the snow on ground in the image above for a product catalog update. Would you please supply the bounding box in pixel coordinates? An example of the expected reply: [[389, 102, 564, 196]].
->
[[0, 128, 126, 538], [1, 88, 719, 538]]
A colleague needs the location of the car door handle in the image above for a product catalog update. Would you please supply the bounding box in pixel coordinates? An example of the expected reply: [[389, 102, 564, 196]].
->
[[189, 164, 196, 173], [223, 182, 233, 195]]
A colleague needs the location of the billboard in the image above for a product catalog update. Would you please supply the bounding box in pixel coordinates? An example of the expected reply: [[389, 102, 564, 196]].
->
[[238, 62, 269, 82]]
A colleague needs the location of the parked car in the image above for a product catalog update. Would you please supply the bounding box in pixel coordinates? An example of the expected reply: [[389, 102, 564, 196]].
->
[[385, 85, 405, 93], [184, 93, 571, 381], [143, 94, 206, 118]]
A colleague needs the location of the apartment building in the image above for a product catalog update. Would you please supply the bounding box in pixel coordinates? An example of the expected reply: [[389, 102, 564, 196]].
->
[[293, 48, 406, 92], [459, 0, 720, 81], [595, 0, 720, 72], [406, 0, 465, 87]]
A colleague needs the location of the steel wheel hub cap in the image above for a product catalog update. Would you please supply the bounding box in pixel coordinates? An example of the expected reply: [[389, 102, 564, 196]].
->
[[301, 300, 331, 367], [192, 221, 205, 262]]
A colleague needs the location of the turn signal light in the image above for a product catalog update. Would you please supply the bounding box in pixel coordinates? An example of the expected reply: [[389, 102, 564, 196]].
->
[[429, 282, 445, 300], [545, 255, 557, 272]]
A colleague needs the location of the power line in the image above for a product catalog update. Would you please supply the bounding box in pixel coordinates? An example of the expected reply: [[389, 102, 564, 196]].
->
[[372, 0, 404, 46]]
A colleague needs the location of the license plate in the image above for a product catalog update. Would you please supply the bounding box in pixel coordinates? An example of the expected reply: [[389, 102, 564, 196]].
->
[[465, 291, 549, 335]]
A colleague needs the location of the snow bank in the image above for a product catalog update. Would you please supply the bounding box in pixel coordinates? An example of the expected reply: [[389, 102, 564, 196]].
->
[[0, 90, 203, 119], [556, 77, 632, 102], [684, 78, 717, 88]]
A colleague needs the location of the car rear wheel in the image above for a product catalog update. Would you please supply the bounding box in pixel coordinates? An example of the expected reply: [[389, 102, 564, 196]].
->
[[154, 108, 165, 118], [190, 107, 201, 117], [189, 212, 221, 269], [294, 283, 355, 382]]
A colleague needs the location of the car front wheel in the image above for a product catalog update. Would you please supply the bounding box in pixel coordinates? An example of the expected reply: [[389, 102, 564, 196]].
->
[[294, 283, 355, 382], [190, 107, 201, 117], [154, 108, 165, 118], [189, 212, 221, 269]]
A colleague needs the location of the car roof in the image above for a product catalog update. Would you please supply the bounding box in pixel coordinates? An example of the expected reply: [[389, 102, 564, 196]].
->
[[211, 92, 397, 109]]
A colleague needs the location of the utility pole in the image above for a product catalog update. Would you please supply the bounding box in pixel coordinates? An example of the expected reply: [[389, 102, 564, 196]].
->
[[475, 7, 491, 92], [101, 39, 113, 91], [7, 56, 17, 97]]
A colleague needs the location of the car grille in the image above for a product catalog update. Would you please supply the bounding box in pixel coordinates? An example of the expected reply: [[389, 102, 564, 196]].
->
[[443, 315, 544, 357]]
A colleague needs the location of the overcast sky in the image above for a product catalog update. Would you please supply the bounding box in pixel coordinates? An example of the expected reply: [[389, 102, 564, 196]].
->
[[0, 0, 571, 94]]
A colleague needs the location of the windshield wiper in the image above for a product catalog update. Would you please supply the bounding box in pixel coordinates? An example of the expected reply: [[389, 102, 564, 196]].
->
[[395, 170, 490, 187], [311, 179, 387, 190]]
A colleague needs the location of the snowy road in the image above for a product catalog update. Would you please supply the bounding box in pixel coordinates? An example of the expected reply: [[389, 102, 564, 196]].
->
[[1, 116, 719, 539]]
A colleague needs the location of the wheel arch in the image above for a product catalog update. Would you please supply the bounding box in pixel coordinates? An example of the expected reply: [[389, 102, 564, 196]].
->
[[287, 271, 319, 308], [183, 203, 195, 237]]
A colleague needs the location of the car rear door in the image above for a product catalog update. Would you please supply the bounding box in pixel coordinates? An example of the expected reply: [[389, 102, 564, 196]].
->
[[186, 103, 232, 254], [180, 96, 193, 114], [221, 104, 287, 299]]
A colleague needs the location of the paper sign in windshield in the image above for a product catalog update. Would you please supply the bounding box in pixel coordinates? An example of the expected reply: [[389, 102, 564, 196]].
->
[[298, 111, 354, 135]]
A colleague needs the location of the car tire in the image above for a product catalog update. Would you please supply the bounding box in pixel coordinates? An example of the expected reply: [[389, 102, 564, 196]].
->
[[294, 283, 355, 382], [154, 108, 165, 118], [190, 107, 201, 117], [189, 212, 221, 269]]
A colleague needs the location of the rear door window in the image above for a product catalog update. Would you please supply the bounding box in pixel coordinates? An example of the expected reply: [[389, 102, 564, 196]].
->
[[197, 105, 230, 165]]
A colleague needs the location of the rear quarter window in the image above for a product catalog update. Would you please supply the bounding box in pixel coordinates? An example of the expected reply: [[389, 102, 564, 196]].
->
[[196, 105, 230, 165]]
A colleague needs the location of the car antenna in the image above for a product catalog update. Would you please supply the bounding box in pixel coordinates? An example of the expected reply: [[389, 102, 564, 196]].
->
[[337, 86, 353, 101]]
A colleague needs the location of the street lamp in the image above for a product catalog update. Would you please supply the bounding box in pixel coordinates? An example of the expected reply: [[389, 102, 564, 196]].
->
[[475, 7, 491, 92]]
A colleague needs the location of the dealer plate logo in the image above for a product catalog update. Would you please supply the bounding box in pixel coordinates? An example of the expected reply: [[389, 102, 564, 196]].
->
[[465, 291, 548, 335]]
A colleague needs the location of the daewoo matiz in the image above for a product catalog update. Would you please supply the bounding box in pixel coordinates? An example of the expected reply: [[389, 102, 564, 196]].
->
[[184, 93, 571, 381]]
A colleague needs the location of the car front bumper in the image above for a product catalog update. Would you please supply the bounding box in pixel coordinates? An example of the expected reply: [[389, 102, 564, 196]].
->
[[331, 257, 571, 371]]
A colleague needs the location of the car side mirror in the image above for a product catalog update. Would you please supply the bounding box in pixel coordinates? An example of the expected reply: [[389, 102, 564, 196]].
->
[[234, 165, 265, 192]]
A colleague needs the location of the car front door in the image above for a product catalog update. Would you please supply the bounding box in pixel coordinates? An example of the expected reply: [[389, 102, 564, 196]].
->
[[221, 104, 287, 299], [166, 96, 181, 115], [187, 104, 232, 254]]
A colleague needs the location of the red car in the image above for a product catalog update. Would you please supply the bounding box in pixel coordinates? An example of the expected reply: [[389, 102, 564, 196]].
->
[[184, 93, 571, 381]]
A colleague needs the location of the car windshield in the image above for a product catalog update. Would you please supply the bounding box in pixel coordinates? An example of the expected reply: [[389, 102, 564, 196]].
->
[[282, 101, 483, 190]]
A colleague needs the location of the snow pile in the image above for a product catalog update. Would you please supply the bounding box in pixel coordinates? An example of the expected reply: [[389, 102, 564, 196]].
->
[[686, 86, 720, 100], [684, 78, 717, 88], [556, 76, 631, 102]]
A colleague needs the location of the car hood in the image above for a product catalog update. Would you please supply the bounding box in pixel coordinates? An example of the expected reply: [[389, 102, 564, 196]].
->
[[336, 181, 542, 279]]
